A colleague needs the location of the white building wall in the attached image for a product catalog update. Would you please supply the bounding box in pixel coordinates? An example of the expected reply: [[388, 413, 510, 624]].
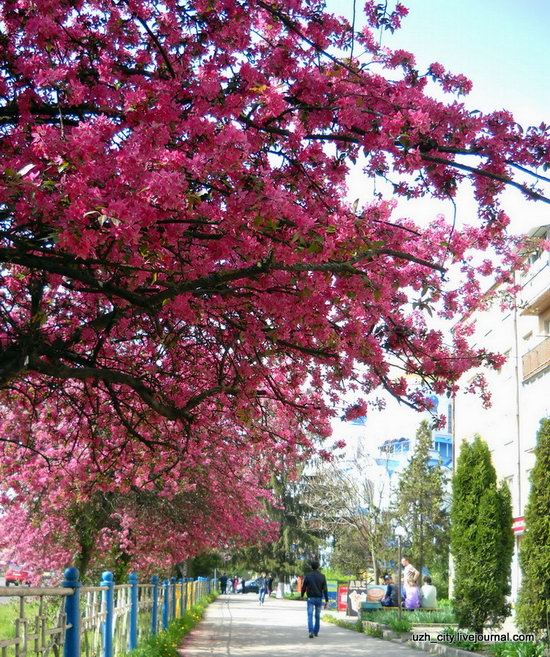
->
[[453, 233, 550, 603]]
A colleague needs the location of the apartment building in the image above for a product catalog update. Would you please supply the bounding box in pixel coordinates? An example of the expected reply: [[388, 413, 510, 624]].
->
[[453, 224, 550, 602]]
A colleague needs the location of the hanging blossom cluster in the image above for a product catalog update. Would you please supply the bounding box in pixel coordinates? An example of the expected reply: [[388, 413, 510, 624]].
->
[[0, 0, 549, 574]]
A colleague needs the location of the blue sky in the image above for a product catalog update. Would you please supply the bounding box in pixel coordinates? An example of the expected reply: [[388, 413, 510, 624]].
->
[[325, 0, 550, 445], [390, 0, 550, 126], [326, 0, 549, 126], [326, 0, 550, 233]]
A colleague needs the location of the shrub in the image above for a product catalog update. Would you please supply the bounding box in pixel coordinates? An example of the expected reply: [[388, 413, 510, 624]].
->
[[126, 593, 217, 657], [407, 609, 456, 625], [361, 608, 456, 625], [388, 617, 412, 633], [516, 418, 550, 639], [439, 626, 483, 652], [364, 624, 383, 638], [451, 436, 513, 632], [490, 642, 545, 657]]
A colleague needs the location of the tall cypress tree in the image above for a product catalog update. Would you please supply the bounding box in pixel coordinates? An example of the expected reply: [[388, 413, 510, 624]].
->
[[451, 435, 513, 632], [395, 420, 449, 583], [516, 418, 550, 638]]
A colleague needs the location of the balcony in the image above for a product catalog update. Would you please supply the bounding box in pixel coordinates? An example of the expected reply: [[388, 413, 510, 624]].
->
[[522, 336, 550, 381]]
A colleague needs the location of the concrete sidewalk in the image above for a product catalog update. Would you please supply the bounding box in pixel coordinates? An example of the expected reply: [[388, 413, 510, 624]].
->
[[179, 593, 424, 656]]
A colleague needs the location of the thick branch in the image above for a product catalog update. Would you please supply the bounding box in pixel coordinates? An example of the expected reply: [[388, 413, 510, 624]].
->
[[28, 357, 192, 422]]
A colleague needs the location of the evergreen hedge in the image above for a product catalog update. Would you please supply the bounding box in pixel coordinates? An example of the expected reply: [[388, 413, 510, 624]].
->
[[516, 418, 550, 638], [451, 436, 513, 632]]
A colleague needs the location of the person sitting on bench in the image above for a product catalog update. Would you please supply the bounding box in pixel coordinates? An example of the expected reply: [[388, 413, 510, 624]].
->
[[381, 574, 398, 607], [420, 576, 438, 609]]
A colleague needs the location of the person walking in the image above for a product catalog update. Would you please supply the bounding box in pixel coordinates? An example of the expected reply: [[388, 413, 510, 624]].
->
[[300, 561, 328, 638], [258, 572, 268, 605], [219, 573, 228, 595]]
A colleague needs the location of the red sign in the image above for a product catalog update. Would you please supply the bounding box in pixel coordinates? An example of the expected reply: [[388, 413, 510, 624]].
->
[[337, 584, 349, 612], [512, 516, 525, 535]]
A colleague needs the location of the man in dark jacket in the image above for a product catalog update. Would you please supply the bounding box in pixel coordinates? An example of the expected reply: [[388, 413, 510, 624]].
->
[[381, 574, 398, 607], [300, 561, 329, 638]]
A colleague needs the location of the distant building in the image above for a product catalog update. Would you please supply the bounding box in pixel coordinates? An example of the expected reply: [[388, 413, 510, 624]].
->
[[453, 224, 550, 603], [375, 394, 453, 491]]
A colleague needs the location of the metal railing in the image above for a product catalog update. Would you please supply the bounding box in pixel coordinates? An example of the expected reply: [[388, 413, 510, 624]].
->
[[0, 569, 213, 657]]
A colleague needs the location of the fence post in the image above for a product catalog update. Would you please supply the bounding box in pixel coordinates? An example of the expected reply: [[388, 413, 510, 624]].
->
[[150, 576, 159, 636], [170, 577, 176, 621], [101, 571, 114, 657], [128, 572, 138, 651], [63, 567, 81, 657], [162, 579, 170, 630], [177, 579, 183, 618]]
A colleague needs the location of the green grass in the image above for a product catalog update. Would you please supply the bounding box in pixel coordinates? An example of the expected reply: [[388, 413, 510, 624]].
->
[[124, 593, 217, 657], [0, 602, 19, 639], [364, 623, 383, 638], [0, 600, 59, 657], [321, 614, 364, 633], [360, 608, 456, 625], [489, 642, 546, 657], [0, 593, 217, 657]]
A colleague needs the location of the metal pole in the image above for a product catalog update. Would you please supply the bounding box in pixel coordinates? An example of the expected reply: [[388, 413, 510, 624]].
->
[[397, 537, 402, 621], [101, 572, 114, 657], [63, 567, 81, 657], [171, 577, 176, 621], [128, 572, 138, 651], [162, 580, 170, 630], [150, 576, 159, 635]]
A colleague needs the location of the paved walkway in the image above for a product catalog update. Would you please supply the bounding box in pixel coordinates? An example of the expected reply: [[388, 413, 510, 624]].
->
[[179, 594, 424, 657]]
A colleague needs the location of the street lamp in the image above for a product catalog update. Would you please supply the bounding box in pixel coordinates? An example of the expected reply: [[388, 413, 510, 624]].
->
[[395, 525, 407, 621]]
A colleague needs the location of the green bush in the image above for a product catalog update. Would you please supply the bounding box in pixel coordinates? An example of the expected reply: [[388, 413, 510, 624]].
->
[[490, 641, 546, 657], [126, 593, 217, 657], [364, 624, 383, 638], [361, 608, 456, 625], [439, 626, 483, 652], [407, 609, 456, 624], [388, 617, 412, 633], [451, 436, 513, 632], [438, 598, 454, 609], [516, 418, 550, 639]]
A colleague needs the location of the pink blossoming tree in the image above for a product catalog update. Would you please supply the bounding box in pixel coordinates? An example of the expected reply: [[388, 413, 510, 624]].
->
[[0, 0, 548, 574]]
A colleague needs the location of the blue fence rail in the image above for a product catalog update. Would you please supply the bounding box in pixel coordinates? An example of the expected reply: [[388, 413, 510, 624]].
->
[[0, 569, 213, 657]]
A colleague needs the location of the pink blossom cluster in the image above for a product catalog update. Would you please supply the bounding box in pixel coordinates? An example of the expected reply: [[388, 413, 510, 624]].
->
[[0, 0, 548, 572]]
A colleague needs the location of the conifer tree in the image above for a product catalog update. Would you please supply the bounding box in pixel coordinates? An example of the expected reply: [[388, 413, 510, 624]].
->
[[395, 420, 449, 582], [451, 436, 513, 632], [516, 418, 550, 638]]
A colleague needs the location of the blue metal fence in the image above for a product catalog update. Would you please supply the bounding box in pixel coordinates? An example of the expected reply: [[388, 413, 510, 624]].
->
[[0, 569, 213, 657]]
